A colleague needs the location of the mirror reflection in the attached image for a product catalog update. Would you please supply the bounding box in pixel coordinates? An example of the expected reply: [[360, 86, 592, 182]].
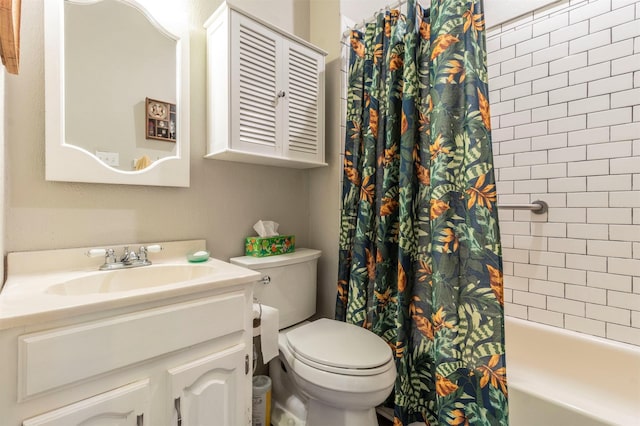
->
[[64, 0, 177, 171]]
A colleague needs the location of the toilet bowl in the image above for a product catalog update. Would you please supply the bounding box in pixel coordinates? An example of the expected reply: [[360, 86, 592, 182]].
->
[[230, 249, 396, 426]]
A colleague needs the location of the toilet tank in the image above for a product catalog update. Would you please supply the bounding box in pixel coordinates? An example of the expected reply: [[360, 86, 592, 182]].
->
[[230, 248, 321, 329]]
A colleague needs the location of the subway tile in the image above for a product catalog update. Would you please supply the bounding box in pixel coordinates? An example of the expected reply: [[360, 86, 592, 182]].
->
[[515, 63, 549, 84], [567, 223, 609, 240], [502, 55, 533, 74], [528, 308, 564, 327], [549, 83, 587, 104], [569, 29, 611, 55], [588, 240, 633, 258], [634, 311, 640, 328], [486, 36, 501, 53], [568, 127, 609, 146], [608, 257, 640, 275], [533, 42, 570, 65], [566, 254, 608, 271], [515, 93, 548, 111], [548, 146, 587, 163], [503, 248, 530, 263], [500, 221, 531, 235], [612, 18, 640, 42], [530, 251, 566, 267], [504, 302, 528, 319], [568, 95, 610, 116], [501, 138, 531, 154], [567, 159, 609, 176], [491, 127, 514, 142], [500, 110, 531, 127], [587, 304, 631, 326], [514, 263, 548, 280], [502, 82, 533, 101], [548, 296, 585, 316], [488, 63, 501, 80], [611, 122, 640, 141], [610, 224, 640, 241], [493, 153, 514, 168], [533, 12, 569, 37], [496, 180, 514, 195], [567, 191, 609, 207], [491, 100, 515, 117], [516, 34, 550, 56], [587, 271, 633, 292], [565, 315, 607, 337], [532, 133, 567, 150], [588, 108, 633, 128], [549, 115, 586, 134], [611, 88, 640, 108], [587, 207, 632, 224], [548, 207, 587, 222], [499, 166, 531, 181], [608, 290, 640, 310], [502, 26, 533, 47], [531, 222, 567, 237], [533, 73, 568, 93], [587, 174, 632, 191], [549, 177, 587, 192], [490, 73, 515, 90], [550, 20, 589, 45], [566, 283, 607, 304], [504, 288, 513, 303], [612, 0, 637, 8], [548, 266, 587, 285], [549, 237, 587, 254], [514, 235, 548, 251], [488, 45, 516, 64], [504, 275, 529, 291], [588, 74, 634, 96], [515, 122, 548, 139], [590, 5, 635, 32], [514, 151, 548, 166], [549, 52, 588, 75], [588, 38, 635, 65], [611, 157, 640, 174], [587, 141, 632, 160], [514, 179, 548, 193], [611, 53, 640, 75], [569, 62, 611, 85], [532, 103, 568, 122], [607, 324, 640, 346], [569, 0, 611, 24], [531, 163, 567, 178]]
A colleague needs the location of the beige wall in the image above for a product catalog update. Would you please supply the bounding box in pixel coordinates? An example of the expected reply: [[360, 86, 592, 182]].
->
[[3, 0, 312, 263], [1, 70, 5, 281]]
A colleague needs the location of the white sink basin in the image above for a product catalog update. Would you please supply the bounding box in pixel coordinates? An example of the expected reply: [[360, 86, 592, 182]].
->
[[46, 264, 217, 296]]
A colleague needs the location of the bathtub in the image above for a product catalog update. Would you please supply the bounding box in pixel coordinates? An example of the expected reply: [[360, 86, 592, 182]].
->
[[505, 316, 640, 426]]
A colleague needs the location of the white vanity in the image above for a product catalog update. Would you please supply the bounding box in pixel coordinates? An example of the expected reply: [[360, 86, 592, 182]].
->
[[0, 240, 259, 426]]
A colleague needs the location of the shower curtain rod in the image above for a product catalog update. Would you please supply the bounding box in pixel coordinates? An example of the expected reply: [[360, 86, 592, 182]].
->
[[341, 0, 410, 39]]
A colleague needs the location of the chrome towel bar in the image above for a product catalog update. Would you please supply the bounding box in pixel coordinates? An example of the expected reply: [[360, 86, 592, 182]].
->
[[498, 200, 548, 214]]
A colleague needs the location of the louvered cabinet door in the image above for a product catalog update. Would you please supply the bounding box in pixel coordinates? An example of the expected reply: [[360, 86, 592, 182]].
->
[[230, 13, 283, 157], [282, 41, 325, 164]]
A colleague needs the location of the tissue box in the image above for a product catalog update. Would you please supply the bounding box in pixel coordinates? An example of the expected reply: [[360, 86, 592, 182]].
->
[[245, 235, 295, 257]]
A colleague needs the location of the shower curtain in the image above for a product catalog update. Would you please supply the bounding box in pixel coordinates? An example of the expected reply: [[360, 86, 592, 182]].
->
[[336, 0, 508, 425]]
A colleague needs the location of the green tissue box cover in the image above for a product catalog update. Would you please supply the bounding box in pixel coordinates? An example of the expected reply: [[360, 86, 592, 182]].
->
[[245, 235, 295, 257]]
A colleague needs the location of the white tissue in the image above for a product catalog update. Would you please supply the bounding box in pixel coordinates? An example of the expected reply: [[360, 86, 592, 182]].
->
[[253, 220, 279, 238], [252, 303, 280, 364]]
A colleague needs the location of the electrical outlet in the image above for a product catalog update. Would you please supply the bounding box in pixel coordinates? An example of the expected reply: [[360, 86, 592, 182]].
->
[[95, 151, 120, 167]]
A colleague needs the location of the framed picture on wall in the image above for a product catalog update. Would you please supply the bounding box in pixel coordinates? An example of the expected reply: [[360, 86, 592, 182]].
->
[[145, 97, 176, 142]]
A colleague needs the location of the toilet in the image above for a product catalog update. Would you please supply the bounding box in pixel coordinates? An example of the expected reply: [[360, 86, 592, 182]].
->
[[230, 248, 396, 426]]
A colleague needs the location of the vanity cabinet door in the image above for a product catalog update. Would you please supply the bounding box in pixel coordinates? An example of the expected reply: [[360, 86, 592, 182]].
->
[[168, 344, 250, 426], [22, 380, 149, 426]]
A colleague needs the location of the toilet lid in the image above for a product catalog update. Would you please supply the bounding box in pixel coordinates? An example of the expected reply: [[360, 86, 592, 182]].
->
[[285, 318, 392, 370]]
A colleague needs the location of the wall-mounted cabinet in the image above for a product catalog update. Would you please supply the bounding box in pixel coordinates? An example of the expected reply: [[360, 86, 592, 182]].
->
[[204, 2, 327, 168]]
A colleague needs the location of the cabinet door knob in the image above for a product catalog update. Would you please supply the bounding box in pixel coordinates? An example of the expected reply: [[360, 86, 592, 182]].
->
[[174, 397, 182, 426]]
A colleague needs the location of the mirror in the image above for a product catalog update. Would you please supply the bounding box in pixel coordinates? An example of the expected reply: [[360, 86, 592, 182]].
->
[[44, 0, 190, 187]]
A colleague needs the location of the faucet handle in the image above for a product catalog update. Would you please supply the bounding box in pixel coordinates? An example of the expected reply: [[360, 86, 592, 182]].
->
[[87, 248, 117, 264], [86, 248, 107, 258], [144, 244, 163, 253]]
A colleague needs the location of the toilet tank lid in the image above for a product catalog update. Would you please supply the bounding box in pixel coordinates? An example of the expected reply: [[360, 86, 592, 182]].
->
[[230, 248, 321, 270]]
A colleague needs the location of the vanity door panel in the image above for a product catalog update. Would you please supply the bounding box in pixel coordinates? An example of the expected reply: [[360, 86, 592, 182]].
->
[[22, 379, 149, 426], [168, 343, 250, 426]]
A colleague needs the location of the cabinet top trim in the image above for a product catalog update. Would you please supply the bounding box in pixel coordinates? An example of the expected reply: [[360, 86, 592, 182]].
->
[[204, 1, 327, 57]]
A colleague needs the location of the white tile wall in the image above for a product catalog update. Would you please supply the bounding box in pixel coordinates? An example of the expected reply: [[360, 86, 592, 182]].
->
[[489, 0, 640, 346]]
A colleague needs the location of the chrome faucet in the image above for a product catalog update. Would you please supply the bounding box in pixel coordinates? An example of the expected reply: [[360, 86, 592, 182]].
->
[[87, 245, 163, 270]]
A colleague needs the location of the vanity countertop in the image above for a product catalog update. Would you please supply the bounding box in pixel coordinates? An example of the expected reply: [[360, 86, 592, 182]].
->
[[0, 240, 260, 330]]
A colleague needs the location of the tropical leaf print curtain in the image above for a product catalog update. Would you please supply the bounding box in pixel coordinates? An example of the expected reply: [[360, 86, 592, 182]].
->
[[336, 0, 508, 425]]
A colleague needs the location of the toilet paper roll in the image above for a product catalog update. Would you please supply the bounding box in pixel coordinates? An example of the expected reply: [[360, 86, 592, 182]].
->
[[252, 303, 280, 364]]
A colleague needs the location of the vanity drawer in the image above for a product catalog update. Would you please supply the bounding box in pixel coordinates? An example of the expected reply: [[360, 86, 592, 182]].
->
[[18, 293, 247, 399]]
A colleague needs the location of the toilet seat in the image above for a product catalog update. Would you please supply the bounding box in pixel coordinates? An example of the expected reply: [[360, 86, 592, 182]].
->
[[284, 318, 394, 376]]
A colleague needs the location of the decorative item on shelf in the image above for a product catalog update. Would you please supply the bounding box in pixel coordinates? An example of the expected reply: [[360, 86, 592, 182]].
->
[[145, 97, 176, 142]]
